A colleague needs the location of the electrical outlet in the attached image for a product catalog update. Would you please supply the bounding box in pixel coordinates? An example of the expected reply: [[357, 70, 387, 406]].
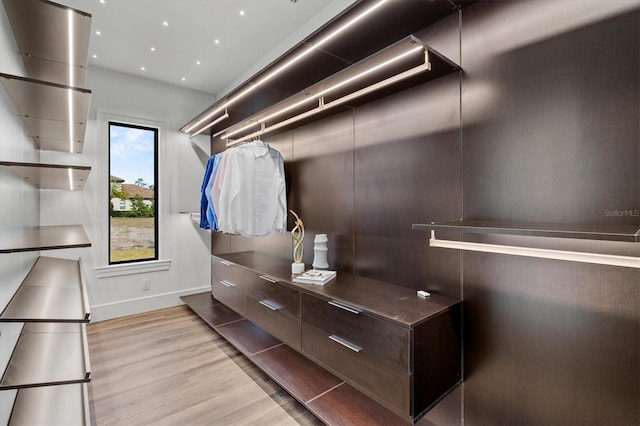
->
[[142, 279, 151, 291]]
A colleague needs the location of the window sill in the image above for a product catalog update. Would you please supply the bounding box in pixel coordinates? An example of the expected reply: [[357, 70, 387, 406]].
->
[[95, 259, 171, 279]]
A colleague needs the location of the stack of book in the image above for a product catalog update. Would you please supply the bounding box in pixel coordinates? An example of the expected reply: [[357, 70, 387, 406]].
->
[[292, 269, 337, 285]]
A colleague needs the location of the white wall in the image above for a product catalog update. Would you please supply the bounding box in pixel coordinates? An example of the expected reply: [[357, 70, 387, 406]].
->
[[0, 4, 40, 420], [40, 66, 215, 321]]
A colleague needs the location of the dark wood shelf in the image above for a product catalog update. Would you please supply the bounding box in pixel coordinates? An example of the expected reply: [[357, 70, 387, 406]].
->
[[214, 36, 460, 143], [0, 323, 90, 390], [0, 161, 91, 190], [181, 0, 468, 138], [412, 220, 640, 242], [0, 225, 91, 253], [0, 256, 90, 323]]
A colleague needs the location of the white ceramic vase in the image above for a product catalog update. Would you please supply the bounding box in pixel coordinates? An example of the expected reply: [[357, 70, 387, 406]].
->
[[312, 234, 329, 270]]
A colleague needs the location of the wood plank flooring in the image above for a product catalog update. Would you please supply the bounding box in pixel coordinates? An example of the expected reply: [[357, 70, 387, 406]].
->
[[87, 305, 322, 425]]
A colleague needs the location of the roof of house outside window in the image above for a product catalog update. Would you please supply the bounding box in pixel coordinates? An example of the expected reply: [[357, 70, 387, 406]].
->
[[121, 184, 154, 199]]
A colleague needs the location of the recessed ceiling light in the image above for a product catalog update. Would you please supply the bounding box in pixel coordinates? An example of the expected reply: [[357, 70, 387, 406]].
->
[[214, 39, 220, 44], [99, 0, 106, 3], [239, 10, 245, 16], [182, 77, 186, 81], [196, 60, 201, 65], [150, 47, 156, 52], [141, 66, 146, 71], [95, 30, 101, 35], [92, 54, 97, 59], [163, 21, 169, 26]]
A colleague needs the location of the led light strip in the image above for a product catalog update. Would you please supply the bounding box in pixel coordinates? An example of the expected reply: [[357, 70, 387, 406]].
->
[[68, 168, 74, 191], [224, 49, 429, 145], [223, 121, 260, 140], [256, 45, 424, 126], [430, 231, 640, 269], [182, 0, 389, 135], [190, 111, 229, 138], [68, 9, 75, 153]]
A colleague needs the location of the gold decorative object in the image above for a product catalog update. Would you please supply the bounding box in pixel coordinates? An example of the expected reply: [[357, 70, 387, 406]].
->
[[290, 210, 305, 273]]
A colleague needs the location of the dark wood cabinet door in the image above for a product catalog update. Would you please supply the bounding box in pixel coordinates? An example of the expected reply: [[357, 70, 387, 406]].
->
[[245, 296, 301, 350], [301, 322, 411, 418], [211, 257, 250, 291], [244, 272, 300, 319], [211, 276, 245, 315], [301, 293, 409, 372]]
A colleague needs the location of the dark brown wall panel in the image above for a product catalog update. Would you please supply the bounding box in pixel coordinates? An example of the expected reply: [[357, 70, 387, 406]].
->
[[209, 3, 639, 425], [461, 2, 639, 425], [288, 113, 355, 273], [462, 5, 639, 225], [353, 74, 462, 298], [463, 248, 639, 425]]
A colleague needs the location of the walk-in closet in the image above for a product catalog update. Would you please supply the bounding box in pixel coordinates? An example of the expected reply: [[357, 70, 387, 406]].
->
[[0, 0, 638, 425]]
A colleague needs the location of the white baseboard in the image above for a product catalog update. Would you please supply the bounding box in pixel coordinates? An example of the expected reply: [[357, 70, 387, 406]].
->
[[90, 286, 210, 322]]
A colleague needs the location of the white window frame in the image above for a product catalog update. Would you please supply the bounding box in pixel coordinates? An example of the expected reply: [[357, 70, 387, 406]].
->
[[96, 109, 171, 278]]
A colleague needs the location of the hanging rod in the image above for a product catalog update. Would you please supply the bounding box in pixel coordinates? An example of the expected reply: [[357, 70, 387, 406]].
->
[[191, 110, 228, 138], [429, 231, 640, 269], [214, 35, 458, 147], [225, 58, 430, 147]]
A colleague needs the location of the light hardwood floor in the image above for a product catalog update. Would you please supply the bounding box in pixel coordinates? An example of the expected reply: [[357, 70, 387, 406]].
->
[[87, 305, 323, 426]]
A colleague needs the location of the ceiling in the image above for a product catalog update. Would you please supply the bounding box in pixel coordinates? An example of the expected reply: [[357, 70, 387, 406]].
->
[[54, 0, 358, 96]]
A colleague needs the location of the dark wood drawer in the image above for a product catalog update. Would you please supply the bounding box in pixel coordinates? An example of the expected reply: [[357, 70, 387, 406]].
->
[[211, 273, 245, 315], [245, 296, 301, 350], [301, 293, 409, 372], [301, 322, 410, 417], [211, 257, 249, 291], [244, 273, 300, 319]]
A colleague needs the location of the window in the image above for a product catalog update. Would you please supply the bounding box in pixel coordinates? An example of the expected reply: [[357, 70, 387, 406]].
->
[[108, 122, 158, 264]]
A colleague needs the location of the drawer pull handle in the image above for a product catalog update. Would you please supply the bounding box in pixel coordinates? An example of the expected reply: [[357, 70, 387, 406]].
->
[[259, 300, 280, 311], [329, 335, 362, 353], [220, 280, 236, 288], [328, 300, 361, 315], [259, 275, 277, 284], [219, 260, 233, 266]]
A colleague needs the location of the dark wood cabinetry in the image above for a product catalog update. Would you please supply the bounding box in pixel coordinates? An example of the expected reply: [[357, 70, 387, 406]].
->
[[244, 274, 301, 350], [208, 251, 461, 423], [210, 258, 250, 314]]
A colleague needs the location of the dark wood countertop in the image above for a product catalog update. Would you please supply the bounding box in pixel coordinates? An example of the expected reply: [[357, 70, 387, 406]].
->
[[213, 251, 460, 329]]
